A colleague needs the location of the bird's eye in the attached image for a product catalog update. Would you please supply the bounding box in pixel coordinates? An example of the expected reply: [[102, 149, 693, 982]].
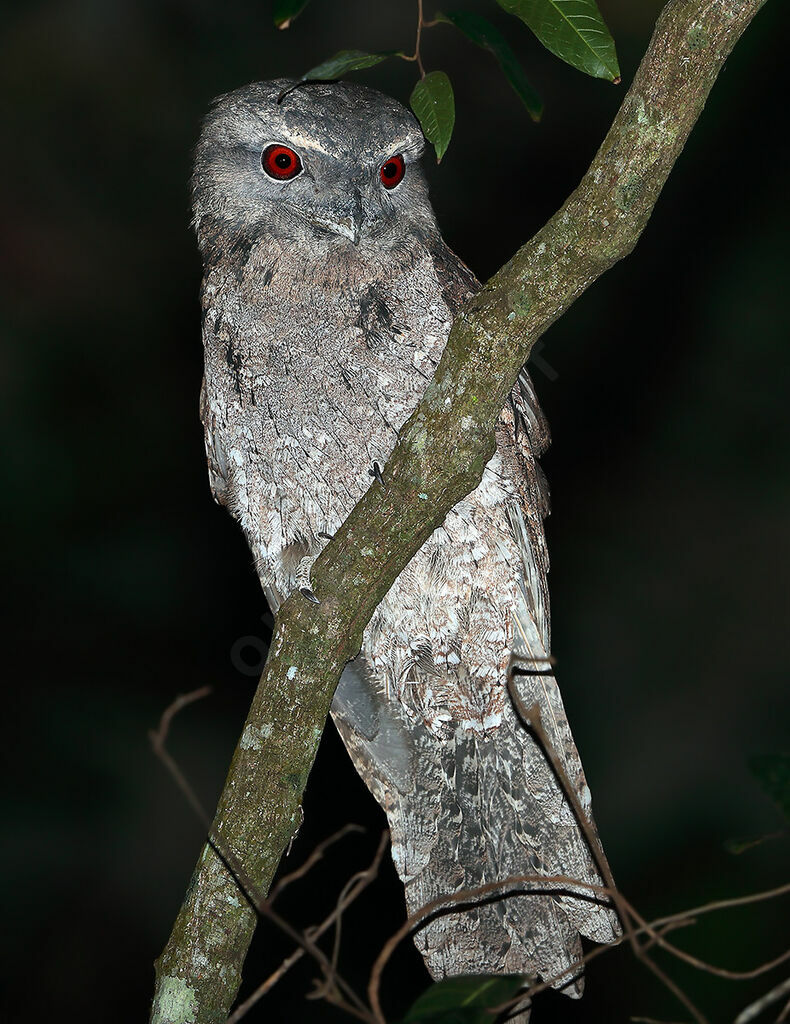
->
[[262, 144, 302, 181], [379, 154, 405, 189]]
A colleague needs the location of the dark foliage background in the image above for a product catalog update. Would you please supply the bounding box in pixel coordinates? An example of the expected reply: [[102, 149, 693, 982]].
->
[[2, 1, 787, 1021]]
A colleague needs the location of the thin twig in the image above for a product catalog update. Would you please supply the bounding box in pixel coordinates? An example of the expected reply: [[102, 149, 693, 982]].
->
[[399, 0, 438, 71], [150, 664, 790, 1024], [269, 823, 365, 901], [508, 678, 685, 1017], [212, 836, 372, 1020], [414, 0, 426, 77], [733, 976, 790, 1024], [149, 687, 213, 827], [504, 677, 790, 1018], [367, 699, 789, 1024], [309, 833, 390, 1007], [630, 1018, 688, 1023], [506, 678, 629, 939], [368, 872, 616, 1024], [321, 872, 358, 995], [637, 950, 708, 1024], [650, 883, 790, 931], [625, 899, 790, 981], [151, 689, 372, 1022], [643, 918, 698, 951], [152, 686, 213, 747], [226, 833, 388, 1024]]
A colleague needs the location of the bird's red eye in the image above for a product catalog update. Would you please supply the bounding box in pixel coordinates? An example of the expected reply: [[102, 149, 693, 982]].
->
[[380, 154, 405, 189], [262, 144, 302, 181]]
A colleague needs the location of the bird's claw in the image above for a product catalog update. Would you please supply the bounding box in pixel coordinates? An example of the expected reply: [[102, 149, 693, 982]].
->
[[296, 555, 320, 604], [368, 461, 385, 488]]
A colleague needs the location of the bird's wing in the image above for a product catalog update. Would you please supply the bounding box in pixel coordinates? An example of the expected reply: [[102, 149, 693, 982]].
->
[[332, 240, 620, 999], [199, 375, 230, 508]]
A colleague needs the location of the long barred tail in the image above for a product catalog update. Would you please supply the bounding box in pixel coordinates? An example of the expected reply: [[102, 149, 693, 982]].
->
[[331, 658, 620, 1012]]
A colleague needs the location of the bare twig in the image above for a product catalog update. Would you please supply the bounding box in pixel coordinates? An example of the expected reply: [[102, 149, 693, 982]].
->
[[149, 686, 213, 827], [151, 690, 374, 1022], [734, 976, 790, 1024], [507, 679, 692, 1016], [414, 0, 426, 77], [153, 682, 789, 1024], [626, 900, 790, 981], [505, 676, 790, 1020], [366, 667, 790, 1024], [519, 880, 790, 1002], [367, 842, 788, 1023], [630, 1018, 688, 1023], [226, 832, 387, 1023], [643, 918, 698, 952], [507, 678, 626, 925], [256, 886, 372, 1018], [650, 883, 790, 932], [636, 952, 708, 1024], [368, 872, 616, 1023], [400, 0, 431, 76], [308, 832, 390, 1009], [151, 686, 213, 747], [269, 823, 365, 901]]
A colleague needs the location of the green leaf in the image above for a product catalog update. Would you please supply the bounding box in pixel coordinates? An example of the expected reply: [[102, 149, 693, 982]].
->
[[301, 49, 398, 82], [410, 72, 455, 163], [273, 0, 311, 30], [400, 975, 526, 1024], [750, 753, 790, 822], [437, 11, 542, 121], [496, 0, 620, 82]]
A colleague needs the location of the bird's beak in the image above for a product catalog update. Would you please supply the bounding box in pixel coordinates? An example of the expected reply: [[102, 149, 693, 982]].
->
[[310, 190, 365, 245]]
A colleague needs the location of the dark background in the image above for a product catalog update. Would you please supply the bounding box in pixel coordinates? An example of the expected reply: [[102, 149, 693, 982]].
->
[[2, 1, 788, 1021]]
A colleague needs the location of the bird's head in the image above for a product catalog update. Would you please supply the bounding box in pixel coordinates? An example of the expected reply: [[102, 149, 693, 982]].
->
[[192, 79, 435, 256]]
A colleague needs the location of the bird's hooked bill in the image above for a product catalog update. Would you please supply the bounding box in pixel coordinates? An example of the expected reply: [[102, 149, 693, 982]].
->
[[311, 214, 362, 244], [309, 191, 365, 245]]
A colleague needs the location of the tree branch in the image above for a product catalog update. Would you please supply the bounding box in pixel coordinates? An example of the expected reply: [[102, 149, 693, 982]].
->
[[150, 2, 770, 1021]]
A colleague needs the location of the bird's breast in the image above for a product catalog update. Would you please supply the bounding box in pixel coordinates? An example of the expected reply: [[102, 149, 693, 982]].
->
[[205, 249, 454, 549]]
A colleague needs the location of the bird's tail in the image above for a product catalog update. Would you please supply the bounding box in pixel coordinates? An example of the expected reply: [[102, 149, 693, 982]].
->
[[331, 657, 620, 1007]]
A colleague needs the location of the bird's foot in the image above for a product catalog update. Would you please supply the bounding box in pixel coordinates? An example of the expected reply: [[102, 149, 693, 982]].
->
[[296, 555, 320, 605], [368, 461, 385, 488]]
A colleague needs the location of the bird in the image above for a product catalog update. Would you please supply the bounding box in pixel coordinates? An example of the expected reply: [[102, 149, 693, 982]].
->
[[192, 78, 620, 1017]]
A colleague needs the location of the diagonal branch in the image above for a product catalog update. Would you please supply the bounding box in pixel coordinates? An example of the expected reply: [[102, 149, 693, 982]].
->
[[150, 2, 771, 1021]]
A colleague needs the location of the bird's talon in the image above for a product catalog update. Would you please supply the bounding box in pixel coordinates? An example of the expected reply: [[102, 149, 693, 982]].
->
[[368, 461, 385, 488], [295, 554, 319, 603]]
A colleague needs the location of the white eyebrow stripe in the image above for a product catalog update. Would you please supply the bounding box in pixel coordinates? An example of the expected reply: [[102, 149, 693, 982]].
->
[[388, 139, 421, 158], [281, 133, 335, 156], [272, 134, 421, 161]]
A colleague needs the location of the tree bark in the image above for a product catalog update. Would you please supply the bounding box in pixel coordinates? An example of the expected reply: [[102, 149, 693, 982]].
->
[[151, 2, 769, 1021]]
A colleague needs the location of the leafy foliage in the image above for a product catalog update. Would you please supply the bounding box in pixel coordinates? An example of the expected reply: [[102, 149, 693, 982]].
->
[[300, 49, 400, 82], [496, 0, 620, 81], [410, 72, 456, 163], [437, 10, 543, 121], [283, 1, 619, 158], [399, 975, 527, 1024]]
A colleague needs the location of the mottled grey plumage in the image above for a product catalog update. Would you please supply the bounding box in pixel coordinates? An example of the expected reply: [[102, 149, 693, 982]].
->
[[192, 78, 619, 1012]]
